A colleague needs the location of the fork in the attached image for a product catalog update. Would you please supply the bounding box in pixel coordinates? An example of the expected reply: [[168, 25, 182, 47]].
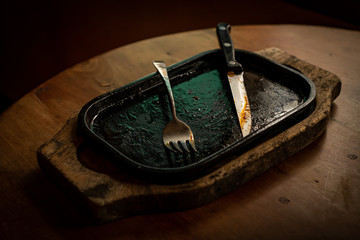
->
[[153, 61, 197, 153]]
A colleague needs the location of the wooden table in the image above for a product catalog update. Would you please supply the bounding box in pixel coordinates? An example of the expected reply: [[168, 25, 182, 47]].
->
[[1, 25, 359, 239]]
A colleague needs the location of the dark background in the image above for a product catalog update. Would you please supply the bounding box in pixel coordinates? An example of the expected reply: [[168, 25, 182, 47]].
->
[[1, 0, 359, 112]]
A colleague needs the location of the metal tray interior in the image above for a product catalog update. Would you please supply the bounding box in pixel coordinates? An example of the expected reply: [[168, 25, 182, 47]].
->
[[78, 49, 316, 183]]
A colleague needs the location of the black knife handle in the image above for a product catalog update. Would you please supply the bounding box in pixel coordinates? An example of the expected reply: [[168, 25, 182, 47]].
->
[[216, 22, 243, 73]]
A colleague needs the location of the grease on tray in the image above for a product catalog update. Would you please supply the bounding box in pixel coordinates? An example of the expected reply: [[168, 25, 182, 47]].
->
[[91, 69, 302, 168]]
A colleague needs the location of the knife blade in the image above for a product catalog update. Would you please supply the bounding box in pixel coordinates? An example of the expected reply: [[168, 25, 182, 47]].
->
[[216, 22, 251, 137]]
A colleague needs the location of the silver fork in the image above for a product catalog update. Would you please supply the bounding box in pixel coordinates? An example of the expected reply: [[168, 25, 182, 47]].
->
[[153, 61, 197, 153]]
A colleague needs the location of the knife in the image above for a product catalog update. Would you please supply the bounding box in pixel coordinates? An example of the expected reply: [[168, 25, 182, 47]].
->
[[216, 22, 251, 137]]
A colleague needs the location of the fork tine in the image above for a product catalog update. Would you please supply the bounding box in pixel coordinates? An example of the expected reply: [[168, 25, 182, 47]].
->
[[179, 141, 190, 153], [171, 142, 183, 153], [164, 141, 183, 153], [164, 142, 175, 153], [188, 139, 197, 152]]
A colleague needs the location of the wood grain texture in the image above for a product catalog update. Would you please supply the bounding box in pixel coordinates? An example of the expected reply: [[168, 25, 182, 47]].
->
[[0, 25, 359, 239], [37, 48, 341, 223]]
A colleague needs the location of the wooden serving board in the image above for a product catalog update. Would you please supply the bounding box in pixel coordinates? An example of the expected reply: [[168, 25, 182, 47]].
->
[[37, 48, 341, 223]]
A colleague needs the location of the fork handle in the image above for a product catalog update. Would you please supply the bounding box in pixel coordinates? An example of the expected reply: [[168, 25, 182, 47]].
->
[[153, 61, 177, 119]]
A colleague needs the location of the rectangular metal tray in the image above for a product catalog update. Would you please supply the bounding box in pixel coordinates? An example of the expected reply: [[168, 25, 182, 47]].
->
[[78, 49, 316, 183]]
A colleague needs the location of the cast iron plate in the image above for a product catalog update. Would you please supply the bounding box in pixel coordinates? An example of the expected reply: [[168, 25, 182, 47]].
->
[[78, 49, 316, 183]]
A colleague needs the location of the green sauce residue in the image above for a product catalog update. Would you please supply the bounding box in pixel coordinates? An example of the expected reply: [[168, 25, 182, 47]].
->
[[92, 69, 302, 168]]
